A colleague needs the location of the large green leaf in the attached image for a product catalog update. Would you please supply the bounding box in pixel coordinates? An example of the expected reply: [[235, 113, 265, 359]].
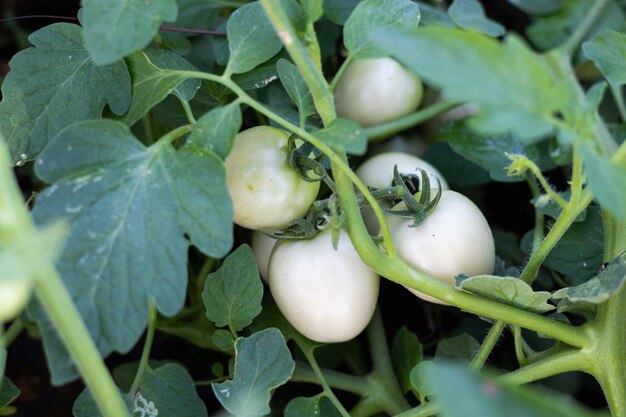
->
[[213, 328, 295, 416], [426, 361, 600, 417], [456, 275, 555, 313], [447, 0, 505, 37], [343, 0, 421, 59], [0, 23, 130, 164], [81, 0, 178, 66], [202, 244, 264, 331], [188, 102, 242, 159], [31, 120, 232, 382], [374, 27, 569, 142], [583, 31, 626, 87]]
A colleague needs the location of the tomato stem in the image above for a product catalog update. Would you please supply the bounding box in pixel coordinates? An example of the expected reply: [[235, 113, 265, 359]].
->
[[129, 302, 158, 396], [559, 0, 612, 57]]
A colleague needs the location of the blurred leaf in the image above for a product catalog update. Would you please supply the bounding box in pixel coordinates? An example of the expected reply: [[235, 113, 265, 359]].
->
[[435, 333, 480, 363], [81, 0, 177, 65], [277, 59, 316, 117], [0, 23, 130, 164], [456, 275, 555, 313], [506, 0, 564, 15], [32, 120, 232, 383], [213, 328, 295, 416], [301, 0, 324, 23], [314, 118, 367, 155], [344, 0, 421, 59], [416, 2, 455, 27], [0, 378, 19, 408], [437, 122, 539, 182], [527, 0, 624, 51], [374, 27, 568, 142], [426, 361, 601, 417], [188, 103, 242, 159], [422, 142, 491, 187], [285, 395, 341, 417], [448, 0, 505, 37], [583, 31, 626, 86], [554, 252, 626, 309], [391, 326, 423, 395], [323, 0, 360, 25], [203, 244, 263, 331]]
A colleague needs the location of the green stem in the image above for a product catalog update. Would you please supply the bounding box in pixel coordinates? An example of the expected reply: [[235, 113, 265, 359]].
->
[[351, 397, 384, 417], [291, 362, 369, 396], [364, 101, 461, 141], [179, 97, 197, 124], [259, 0, 336, 126], [303, 350, 352, 417], [512, 325, 528, 367], [524, 164, 567, 208], [130, 303, 158, 395], [610, 84, 626, 123], [469, 321, 505, 371], [140, 113, 155, 145], [559, 0, 612, 57], [0, 319, 23, 347], [395, 402, 440, 417], [498, 347, 589, 386], [329, 55, 354, 92], [151, 124, 193, 153]]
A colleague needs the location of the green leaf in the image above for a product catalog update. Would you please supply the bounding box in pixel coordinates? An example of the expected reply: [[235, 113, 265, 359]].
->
[[226, 2, 284, 75], [301, 0, 324, 23], [374, 27, 569, 142], [31, 120, 232, 382], [213, 328, 295, 416], [506, 0, 564, 15], [422, 142, 491, 187], [0, 378, 20, 408], [314, 118, 367, 155], [343, 0, 421, 59], [580, 142, 626, 220], [277, 59, 316, 117], [121, 50, 197, 126], [437, 121, 540, 182], [426, 361, 600, 417], [527, 0, 624, 51], [212, 329, 236, 352], [0, 23, 131, 164], [434, 333, 480, 363], [323, 0, 360, 25], [409, 361, 435, 402], [584, 31, 626, 87], [285, 395, 341, 417], [456, 275, 555, 313], [143, 47, 200, 101], [74, 363, 207, 417], [81, 0, 178, 66], [554, 252, 626, 308], [202, 244, 263, 331], [188, 103, 242, 159], [417, 2, 455, 27], [448, 0, 505, 37], [232, 54, 282, 90], [391, 326, 423, 395]]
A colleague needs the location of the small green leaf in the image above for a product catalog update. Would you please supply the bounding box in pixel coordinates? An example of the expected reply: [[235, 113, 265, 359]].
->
[[0, 378, 20, 408], [121, 50, 197, 126], [0, 23, 131, 164], [391, 326, 423, 395], [203, 244, 263, 331], [437, 122, 540, 182], [448, 0, 505, 37], [426, 361, 599, 417], [374, 27, 568, 142], [343, 0, 421, 59], [554, 253, 626, 308], [213, 328, 295, 416], [580, 142, 626, 220], [226, 2, 284, 75], [188, 103, 242, 159], [232, 55, 282, 90], [434, 333, 480, 363], [32, 120, 232, 382], [314, 118, 367, 155], [212, 329, 236, 352], [456, 275, 555, 313], [285, 395, 341, 417], [81, 0, 178, 66], [506, 0, 564, 15], [409, 361, 435, 402], [143, 47, 200, 101], [277, 59, 316, 117], [584, 31, 626, 87]]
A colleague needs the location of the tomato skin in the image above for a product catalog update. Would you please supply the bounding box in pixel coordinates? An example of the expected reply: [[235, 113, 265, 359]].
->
[[356, 152, 448, 233], [251, 230, 276, 283], [334, 57, 423, 127], [225, 126, 320, 231], [386, 190, 495, 304], [0, 278, 32, 321], [268, 230, 379, 343]]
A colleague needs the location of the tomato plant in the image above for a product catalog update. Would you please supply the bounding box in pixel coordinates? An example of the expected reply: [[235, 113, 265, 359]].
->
[[1, 1, 626, 417]]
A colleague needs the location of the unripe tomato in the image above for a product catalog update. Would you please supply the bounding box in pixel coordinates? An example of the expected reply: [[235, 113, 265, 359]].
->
[[225, 126, 320, 231], [386, 190, 495, 304], [268, 230, 379, 343], [356, 151, 448, 233], [334, 57, 423, 127]]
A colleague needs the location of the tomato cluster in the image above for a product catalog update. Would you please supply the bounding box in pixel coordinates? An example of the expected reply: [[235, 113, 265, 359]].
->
[[227, 57, 495, 343]]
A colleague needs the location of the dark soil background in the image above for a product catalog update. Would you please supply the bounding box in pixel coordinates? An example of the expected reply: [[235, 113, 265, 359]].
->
[[0, 0, 607, 416]]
